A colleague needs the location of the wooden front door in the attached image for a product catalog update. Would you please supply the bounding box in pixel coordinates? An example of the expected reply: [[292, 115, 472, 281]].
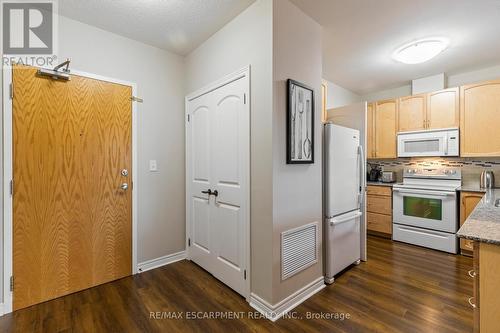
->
[[12, 65, 133, 310]]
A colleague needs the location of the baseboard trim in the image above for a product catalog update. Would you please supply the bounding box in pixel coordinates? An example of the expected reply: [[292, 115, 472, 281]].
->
[[250, 276, 325, 322], [137, 251, 186, 273]]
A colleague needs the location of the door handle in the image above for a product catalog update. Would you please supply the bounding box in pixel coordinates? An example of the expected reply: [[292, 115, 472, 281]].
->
[[202, 189, 213, 196], [213, 190, 219, 197], [468, 297, 476, 309], [120, 183, 129, 191]]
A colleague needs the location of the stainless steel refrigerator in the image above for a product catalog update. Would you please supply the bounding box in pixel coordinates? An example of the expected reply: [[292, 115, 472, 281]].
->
[[324, 123, 364, 284]]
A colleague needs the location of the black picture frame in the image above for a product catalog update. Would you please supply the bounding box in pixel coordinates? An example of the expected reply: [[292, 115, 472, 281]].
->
[[286, 79, 315, 164]]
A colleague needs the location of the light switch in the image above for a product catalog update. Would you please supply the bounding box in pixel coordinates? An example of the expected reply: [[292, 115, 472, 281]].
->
[[149, 160, 158, 172]]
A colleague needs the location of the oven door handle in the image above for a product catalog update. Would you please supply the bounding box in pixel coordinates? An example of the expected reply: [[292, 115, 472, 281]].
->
[[393, 188, 456, 197]]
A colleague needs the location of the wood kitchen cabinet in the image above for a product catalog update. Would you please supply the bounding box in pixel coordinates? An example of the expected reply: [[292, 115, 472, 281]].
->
[[398, 88, 459, 132], [471, 241, 500, 333], [461, 80, 500, 157], [427, 88, 459, 129], [367, 185, 392, 237], [374, 99, 398, 159], [460, 191, 484, 255], [398, 94, 427, 132], [367, 102, 375, 159]]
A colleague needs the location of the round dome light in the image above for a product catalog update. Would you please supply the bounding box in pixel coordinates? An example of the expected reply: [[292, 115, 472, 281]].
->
[[392, 37, 449, 64]]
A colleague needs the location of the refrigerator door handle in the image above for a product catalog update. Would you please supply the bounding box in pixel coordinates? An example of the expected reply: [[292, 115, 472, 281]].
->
[[358, 145, 365, 207], [330, 211, 363, 226]]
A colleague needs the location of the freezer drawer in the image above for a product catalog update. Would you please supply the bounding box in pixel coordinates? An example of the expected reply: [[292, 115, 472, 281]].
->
[[325, 211, 361, 284], [393, 223, 458, 254]]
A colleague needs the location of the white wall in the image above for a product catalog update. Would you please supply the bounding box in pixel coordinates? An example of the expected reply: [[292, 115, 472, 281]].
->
[[447, 64, 500, 87], [185, 0, 274, 302], [0, 15, 186, 303], [325, 80, 361, 109], [272, 0, 323, 304], [361, 84, 412, 102]]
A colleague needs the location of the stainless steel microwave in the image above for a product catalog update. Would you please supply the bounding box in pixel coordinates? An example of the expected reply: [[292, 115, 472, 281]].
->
[[397, 128, 459, 157]]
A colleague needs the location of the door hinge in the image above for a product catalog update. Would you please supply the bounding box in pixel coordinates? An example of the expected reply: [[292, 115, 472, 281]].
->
[[10, 180, 13, 196], [188, 238, 191, 247], [244, 270, 247, 280], [131, 96, 144, 103], [10, 83, 14, 99], [244, 93, 246, 104], [187, 114, 190, 122], [10, 276, 14, 292]]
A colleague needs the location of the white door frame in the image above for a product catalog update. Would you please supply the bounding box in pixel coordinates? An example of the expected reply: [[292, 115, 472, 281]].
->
[[2, 65, 139, 315], [185, 66, 251, 301]]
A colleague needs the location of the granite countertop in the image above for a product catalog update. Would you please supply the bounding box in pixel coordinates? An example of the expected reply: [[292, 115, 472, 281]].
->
[[366, 181, 398, 187], [457, 185, 489, 193], [457, 189, 500, 245]]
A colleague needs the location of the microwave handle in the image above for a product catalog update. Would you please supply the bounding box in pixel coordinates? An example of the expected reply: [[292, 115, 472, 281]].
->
[[444, 136, 449, 156]]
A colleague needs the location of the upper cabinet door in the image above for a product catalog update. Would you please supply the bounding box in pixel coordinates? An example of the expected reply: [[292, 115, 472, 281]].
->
[[375, 99, 398, 158], [398, 94, 427, 132], [427, 88, 459, 129], [367, 102, 375, 159], [461, 80, 500, 157]]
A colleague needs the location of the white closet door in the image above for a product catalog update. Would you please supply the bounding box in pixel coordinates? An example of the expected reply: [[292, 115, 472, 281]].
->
[[186, 72, 249, 297], [187, 93, 214, 272]]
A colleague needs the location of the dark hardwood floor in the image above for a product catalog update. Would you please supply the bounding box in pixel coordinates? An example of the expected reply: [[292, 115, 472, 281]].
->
[[0, 236, 473, 333]]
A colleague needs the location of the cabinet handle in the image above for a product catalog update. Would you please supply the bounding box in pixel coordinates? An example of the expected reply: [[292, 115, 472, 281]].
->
[[468, 297, 476, 309], [468, 270, 476, 278]]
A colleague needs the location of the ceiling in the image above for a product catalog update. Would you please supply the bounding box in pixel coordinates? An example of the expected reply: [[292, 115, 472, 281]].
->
[[290, 0, 500, 95], [59, 0, 255, 55]]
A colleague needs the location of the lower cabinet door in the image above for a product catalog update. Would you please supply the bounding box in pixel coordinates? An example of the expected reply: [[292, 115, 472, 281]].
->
[[367, 212, 392, 234]]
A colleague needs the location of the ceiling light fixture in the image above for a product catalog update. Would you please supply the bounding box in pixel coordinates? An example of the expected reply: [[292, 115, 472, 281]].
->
[[392, 37, 450, 64]]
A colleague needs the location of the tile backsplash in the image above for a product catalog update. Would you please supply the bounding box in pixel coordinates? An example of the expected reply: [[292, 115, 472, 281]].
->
[[368, 157, 500, 187]]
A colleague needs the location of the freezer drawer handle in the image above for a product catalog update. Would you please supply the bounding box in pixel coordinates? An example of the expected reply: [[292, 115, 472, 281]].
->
[[330, 212, 362, 226]]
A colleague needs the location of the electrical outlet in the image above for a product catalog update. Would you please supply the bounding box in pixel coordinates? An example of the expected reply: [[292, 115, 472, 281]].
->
[[149, 160, 158, 172]]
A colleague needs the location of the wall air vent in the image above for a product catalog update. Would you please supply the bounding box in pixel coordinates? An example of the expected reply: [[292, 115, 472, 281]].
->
[[281, 222, 319, 280]]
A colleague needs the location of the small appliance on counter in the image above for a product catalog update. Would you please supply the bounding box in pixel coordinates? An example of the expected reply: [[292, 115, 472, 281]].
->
[[480, 170, 495, 189], [368, 165, 382, 182], [381, 171, 396, 183]]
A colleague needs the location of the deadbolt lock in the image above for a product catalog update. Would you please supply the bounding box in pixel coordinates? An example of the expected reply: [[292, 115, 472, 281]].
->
[[121, 169, 129, 177]]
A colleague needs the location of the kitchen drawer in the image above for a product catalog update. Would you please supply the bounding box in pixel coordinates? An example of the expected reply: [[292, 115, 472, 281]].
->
[[367, 212, 392, 234], [393, 224, 458, 254], [367, 195, 392, 215], [367, 185, 392, 197]]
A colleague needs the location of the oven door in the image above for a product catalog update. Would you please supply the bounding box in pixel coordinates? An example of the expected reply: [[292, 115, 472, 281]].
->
[[393, 187, 457, 233]]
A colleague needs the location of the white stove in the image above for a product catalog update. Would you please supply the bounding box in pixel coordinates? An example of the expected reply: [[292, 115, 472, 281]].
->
[[392, 167, 461, 254]]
